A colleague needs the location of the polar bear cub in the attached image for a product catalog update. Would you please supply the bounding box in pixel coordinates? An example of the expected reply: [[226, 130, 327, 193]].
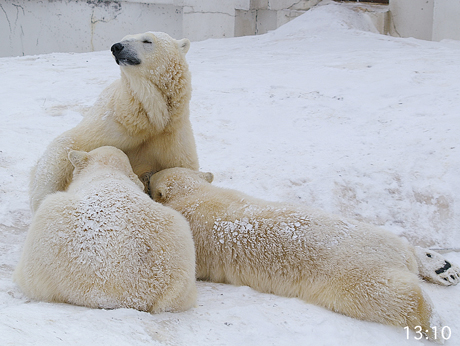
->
[[15, 147, 196, 313], [29, 31, 199, 213], [149, 167, 460, 341]]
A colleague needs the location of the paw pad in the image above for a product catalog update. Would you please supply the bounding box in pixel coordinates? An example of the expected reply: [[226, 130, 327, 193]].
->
[[414, 247, 460, 286]]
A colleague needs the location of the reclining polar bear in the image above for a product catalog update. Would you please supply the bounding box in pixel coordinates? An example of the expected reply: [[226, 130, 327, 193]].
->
[[149, 167, 460, 341], [15, 147, 196, 313]]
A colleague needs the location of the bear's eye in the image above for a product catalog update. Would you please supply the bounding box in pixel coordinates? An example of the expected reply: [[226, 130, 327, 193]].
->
[[143, 40, 152, 44]]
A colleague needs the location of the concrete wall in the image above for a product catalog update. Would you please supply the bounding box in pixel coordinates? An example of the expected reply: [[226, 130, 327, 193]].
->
[[432, 0, 460, 41], [235, 0, 321, 36], [0, 0, 318, 57], [389, 0, 434, 40], [390, 0, 460, 41], [3, 0, 458, 57], [0, 0, 183, 57]]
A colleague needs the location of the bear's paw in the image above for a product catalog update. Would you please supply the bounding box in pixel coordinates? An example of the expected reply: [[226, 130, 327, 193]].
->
[[415, 247, 460, 286]]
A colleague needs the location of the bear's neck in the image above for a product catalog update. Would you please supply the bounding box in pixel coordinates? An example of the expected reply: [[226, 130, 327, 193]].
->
[[68, 168, 134, 195], [120, 64, 191, 134]]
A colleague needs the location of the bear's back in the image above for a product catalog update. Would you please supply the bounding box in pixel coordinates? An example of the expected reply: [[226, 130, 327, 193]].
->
[[174, 181, 413, 273], [16, 170, 196, 312]]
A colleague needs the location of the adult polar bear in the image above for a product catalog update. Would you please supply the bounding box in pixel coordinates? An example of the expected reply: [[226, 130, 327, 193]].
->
[[29, 32, 199, 212]]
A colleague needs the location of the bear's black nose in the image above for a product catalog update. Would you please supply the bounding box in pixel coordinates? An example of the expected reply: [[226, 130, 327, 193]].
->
[[111, 43, 124, 55]]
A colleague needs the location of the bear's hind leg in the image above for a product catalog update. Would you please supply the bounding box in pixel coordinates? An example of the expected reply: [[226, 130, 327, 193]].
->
[[311, 269, 443, 342], [414, 247, 460, 286]]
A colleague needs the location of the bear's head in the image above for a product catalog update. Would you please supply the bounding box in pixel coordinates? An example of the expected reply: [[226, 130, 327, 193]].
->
[[149, 167, 213, 203], [68, 146, 144, 191], [110, 32, 190, 95], [111, 32, 190, 66]]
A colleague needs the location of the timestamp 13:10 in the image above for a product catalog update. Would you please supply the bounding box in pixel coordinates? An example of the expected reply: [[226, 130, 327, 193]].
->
[[404, 326, 451, 341]]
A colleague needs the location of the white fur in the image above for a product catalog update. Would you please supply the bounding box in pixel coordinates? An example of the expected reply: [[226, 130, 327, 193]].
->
[[15, 147, 197, 313], [149, 167, 460, 342], [29, 32, 199, 213]]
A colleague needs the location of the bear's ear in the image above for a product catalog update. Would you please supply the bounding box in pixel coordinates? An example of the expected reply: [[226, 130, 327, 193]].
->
[[177, 38, 190, 54], [200, 172, 214, 183], [68, 150, 89, 169]]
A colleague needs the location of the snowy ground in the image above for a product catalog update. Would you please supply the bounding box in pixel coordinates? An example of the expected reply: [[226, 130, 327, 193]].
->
[[1, 2, 459, 345]]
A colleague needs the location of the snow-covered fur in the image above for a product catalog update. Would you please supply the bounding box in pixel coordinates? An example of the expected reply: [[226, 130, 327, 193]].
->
[[149, 167, 460, 341], [15, 147, 197, 313], [29, 31, 199, 213]]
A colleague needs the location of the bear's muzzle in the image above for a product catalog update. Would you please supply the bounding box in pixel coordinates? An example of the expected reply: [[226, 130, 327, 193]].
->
[[111, 43, 141, 66]]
